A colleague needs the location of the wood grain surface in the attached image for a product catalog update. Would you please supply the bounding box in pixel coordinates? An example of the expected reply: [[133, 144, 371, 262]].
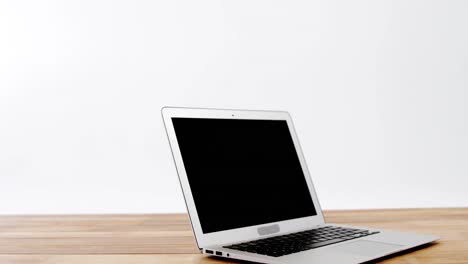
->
[[1, 208, 467, 263]]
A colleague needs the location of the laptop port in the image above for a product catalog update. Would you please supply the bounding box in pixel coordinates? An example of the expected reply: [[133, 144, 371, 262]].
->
[[205, 249, 213, 254], [216, 251, 222, 256]]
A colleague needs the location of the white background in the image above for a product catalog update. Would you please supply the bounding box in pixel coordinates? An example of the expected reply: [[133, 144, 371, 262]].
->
[[1, 0, 467, 214]]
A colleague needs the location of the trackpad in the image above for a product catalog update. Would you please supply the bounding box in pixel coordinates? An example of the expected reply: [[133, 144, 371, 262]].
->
[[332, 240, 403, 256]]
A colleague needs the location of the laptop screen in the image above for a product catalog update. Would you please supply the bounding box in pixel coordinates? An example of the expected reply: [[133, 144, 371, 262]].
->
[[171, 117, 317, 234]]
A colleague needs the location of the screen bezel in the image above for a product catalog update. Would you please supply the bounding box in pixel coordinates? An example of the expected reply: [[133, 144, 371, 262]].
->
[[162, 107, 325, 249]]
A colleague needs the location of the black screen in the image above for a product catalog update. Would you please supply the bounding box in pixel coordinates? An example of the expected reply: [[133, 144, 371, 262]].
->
[[172, 118, 317, 234]]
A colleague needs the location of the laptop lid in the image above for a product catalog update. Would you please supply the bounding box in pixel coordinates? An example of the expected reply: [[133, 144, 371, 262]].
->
[[162, 107, 325, 249]]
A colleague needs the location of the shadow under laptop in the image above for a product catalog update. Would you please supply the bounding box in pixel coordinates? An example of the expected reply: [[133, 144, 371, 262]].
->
[[199, 257, 256, 264]]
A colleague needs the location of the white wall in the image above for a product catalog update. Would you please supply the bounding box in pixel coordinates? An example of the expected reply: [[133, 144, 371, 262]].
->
[[1, 0, 467, 214]]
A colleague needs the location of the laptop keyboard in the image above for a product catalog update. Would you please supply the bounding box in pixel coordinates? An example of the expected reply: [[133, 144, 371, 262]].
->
[[223, 226, 379, 257]]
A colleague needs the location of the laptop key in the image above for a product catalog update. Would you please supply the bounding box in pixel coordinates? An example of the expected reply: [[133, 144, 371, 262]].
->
[[302, 238, 346, 250]]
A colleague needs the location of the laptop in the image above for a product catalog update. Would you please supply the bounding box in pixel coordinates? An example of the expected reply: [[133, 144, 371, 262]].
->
[[162, 107, 438, 264]]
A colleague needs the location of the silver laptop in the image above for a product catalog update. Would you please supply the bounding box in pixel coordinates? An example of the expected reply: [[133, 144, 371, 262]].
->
[[162, 107, 438, 264]]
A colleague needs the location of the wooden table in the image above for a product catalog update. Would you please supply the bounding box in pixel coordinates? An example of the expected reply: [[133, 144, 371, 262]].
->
[[1, 208, 467, 263]]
